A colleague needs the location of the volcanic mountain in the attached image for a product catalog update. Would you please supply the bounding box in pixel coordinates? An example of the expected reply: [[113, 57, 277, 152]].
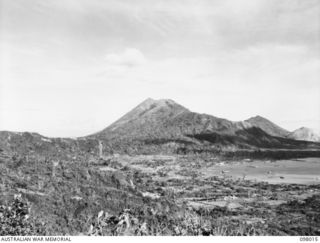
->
[[90, 98, 320, 153], [0, 98, 320, 157], [94, 98, 244, 139], [287, 127, 320, 142], [245, 116, 290, 138]]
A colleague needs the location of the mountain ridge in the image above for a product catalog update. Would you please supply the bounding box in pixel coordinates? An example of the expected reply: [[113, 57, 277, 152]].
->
[[1, 98, 320, 155], [245, 115, 290, 138], [88, 98, 320, 153]]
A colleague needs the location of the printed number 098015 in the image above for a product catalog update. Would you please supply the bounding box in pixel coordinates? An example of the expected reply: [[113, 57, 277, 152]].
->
[[300, 237, 318, 242]]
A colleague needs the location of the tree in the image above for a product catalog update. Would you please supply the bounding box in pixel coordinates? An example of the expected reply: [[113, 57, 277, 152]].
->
[[0, 194, 45, 235]]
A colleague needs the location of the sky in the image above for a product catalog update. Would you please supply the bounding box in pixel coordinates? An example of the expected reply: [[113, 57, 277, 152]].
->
[[0, 0, 319, 137]]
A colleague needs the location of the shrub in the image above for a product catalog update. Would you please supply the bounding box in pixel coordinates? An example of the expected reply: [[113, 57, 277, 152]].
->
[[0, 194, 45, 235]]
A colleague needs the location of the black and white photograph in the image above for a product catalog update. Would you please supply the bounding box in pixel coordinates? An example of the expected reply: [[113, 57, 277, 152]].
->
[[0, 0, 320, 239]]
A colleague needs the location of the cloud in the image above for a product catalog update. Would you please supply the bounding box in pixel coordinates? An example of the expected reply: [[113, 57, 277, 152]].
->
[[2, 0, 319, 58], [1, 0, 319, 136], [104, 48, 147, 68]]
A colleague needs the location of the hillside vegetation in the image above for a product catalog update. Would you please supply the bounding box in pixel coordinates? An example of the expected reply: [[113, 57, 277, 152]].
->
[[1, 99, 320, 235]]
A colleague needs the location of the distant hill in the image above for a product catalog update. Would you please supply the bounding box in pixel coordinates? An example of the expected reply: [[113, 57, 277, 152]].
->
[[0, 131, 99, 157], [93, 98, 246, 139], [89, 98, 320, 154], [287, 127, 320, 142], [1, 98, 320, 155], [245, 116, 290, 138]]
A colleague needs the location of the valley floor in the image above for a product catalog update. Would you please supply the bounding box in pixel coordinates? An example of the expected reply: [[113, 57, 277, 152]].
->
[[1, 151, 320, 235]]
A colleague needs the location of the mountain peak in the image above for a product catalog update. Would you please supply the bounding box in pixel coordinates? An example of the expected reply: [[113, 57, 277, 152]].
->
[[99, 98, 189, 134], [297, 127, 310, 131], [139, 98, 181, 107], [245, 115, 289, 138], [287, 127, 320, 142], [139, 97, 156, 106], [134, 98, 188, 114], [247, 115, 268, 121]]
